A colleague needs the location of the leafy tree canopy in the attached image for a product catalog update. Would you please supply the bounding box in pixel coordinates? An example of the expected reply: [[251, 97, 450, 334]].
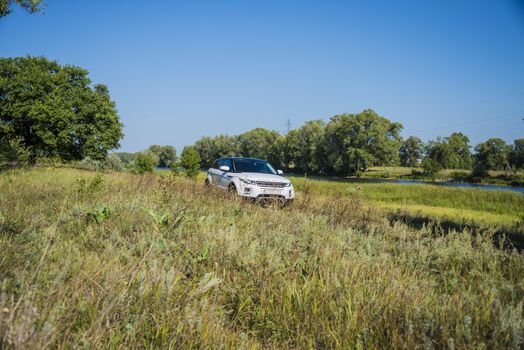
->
[[194, 135, 239, 167], [237, 128, 280, 160], [509, 138, 524, 170], [323, 109, 403, 174], [473, 138, 510, 174], [399, 136, 423, 168], [148, 145, 176, 167], [0, 0, 46, 17], [0, 56, 123, 161], [425, 133, 472, 170], [287, 120, 326, 174], [265, 135, 288, 171], [446, 132, 472, 169]]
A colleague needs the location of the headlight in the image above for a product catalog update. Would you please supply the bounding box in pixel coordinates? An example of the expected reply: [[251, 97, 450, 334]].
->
[[284, 182, 292, 187], [239, 178, 256, 185]]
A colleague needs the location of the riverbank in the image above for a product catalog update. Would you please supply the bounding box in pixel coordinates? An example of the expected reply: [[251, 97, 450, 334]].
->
[[358, 166, 524, 187], [288, 176, 524, 227]]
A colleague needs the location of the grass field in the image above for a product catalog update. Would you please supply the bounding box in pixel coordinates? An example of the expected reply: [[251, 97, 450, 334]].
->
[[1, 168, 523, 348]]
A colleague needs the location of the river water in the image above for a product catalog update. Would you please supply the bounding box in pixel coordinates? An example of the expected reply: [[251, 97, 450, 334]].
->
[[310, 177, 524, 195]]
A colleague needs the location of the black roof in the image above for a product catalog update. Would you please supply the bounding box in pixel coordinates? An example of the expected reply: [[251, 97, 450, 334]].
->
[[215, 157, 267, 162]]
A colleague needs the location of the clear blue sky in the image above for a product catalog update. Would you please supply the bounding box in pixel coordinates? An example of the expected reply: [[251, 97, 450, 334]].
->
[[1, 0, 523, 152]]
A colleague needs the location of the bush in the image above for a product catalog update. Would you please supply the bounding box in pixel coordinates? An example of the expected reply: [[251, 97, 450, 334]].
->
[[180, 146, 201, 178], [472, 162, 488, 177], [113, 152, 136, 165], [78, 157, 101, 170], [449, 171, 470, 182], [0, 137, 30, 166], [102, 154, 123, 171], [70, 155, 123, 171], [33, 157, 62, 168], [133, 151, 158, 174], [171, 164, 185, 177]]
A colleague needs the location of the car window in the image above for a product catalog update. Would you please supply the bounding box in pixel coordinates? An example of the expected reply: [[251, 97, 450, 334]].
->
[[210, 160, 218, 169], [232, 159, 276, 174], [223, 159, 233, 169], [218, 159, 232, 170]]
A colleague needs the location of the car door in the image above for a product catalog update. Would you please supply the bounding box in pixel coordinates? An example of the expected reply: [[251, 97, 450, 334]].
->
[[217, 159, 233, 188], [208, 160, 219, 185]]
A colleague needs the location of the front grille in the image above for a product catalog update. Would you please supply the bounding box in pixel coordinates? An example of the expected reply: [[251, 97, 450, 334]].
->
[[257, 194, 285, 199], [256, 181, 287, 188]]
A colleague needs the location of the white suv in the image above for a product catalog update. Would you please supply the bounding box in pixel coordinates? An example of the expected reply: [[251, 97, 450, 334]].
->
[[205, 157, 295, 204]]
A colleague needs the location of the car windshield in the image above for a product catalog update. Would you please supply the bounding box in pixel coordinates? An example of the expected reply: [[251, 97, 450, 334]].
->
[[233, 159, 277, 174]]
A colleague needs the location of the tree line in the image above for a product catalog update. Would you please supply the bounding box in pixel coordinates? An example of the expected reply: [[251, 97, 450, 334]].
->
[[192, 109, 524, 177], [2, 57, 522, 180]]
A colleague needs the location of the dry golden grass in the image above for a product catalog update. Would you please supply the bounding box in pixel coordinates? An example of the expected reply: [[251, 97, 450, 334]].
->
[[0, 168, 523, 348]]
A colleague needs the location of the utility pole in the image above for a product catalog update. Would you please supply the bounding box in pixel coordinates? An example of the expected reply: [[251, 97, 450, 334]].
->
[[285, 118, 292, 135], [284, 118, 292, 171]]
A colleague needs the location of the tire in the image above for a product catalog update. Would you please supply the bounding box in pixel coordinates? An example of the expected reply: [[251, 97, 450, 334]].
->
[[204, 178, 210, 188], [228, 183, 237, 194]]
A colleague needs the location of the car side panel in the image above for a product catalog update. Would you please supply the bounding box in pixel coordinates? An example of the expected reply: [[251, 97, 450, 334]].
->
[[216, 159, 233, 189], [208, 168, 219, 185], [218, 171, 232, 189]]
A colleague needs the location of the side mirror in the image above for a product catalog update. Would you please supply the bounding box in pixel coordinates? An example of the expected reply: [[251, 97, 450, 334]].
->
[[277, 169, 283, 175], [219, 165, 230, 172]]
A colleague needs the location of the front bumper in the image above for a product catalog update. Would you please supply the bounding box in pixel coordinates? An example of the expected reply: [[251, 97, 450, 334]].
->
[[237, 183, 295, 200]]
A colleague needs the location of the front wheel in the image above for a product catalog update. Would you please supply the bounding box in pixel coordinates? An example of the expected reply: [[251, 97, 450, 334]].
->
[[228, 183, 237, 194], [283, 199, 294, 207], [204, 179, 210, 188]]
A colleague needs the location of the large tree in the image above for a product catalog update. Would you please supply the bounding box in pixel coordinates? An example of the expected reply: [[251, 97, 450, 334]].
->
[[424, 133, 472, 170], [194, 134, 239, 167], [0, 56, 123, 161], [264, 135, 288, 171], [148, 145, 176, 167], [509, 139, 524, 170], [446, 132, 472, 169], [0, 0, 46, 17], [287, 120, 326, 174], [237, 128, 280, 160], [323, 109, 403, 175], [473, 138, 510, 175], [424, 138, 454, 170], [399, 136, 423, 168]]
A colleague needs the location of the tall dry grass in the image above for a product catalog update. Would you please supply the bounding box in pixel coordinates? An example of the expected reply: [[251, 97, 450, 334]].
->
[[0, 168, 523, 348]]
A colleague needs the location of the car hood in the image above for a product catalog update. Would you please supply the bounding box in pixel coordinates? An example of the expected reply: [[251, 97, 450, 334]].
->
[[233, 172, 291, 183]]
